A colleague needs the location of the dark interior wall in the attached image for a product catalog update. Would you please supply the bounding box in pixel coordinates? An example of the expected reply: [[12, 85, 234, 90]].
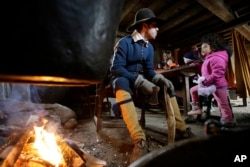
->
[[0, 83, 97, 119], [30, 84, 97, 118]]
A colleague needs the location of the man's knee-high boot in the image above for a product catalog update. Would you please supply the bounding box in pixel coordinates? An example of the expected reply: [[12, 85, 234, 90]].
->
[[116, 90, 148, 163], [116, 90, 146, 142]]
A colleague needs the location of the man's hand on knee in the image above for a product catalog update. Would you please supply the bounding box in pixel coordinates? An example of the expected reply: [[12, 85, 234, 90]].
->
[[152, 74, 175, 96], [134, 75, 159, 94]]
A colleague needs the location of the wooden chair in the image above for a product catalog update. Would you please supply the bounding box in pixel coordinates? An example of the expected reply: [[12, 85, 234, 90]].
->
[[139, 86, 176, 144], [93, 69, 177, 144], [93, 81, 149, 132], [93, 80, 177, 144], [92, 68, 149, 131]]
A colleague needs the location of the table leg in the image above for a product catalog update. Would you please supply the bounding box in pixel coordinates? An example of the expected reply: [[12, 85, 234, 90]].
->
[[184, 76, 190, 114]]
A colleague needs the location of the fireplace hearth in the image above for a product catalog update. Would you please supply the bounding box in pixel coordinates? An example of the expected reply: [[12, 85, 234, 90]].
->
[[2, 123, 84, 167]]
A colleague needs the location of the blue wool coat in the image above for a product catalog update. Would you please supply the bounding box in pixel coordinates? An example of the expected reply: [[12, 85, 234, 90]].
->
[[110, 36, 156, 94]]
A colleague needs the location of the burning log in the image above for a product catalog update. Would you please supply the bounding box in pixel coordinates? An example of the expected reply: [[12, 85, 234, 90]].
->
[[1, 126, 33, 167], [1, 109, 107, 167], [65, 139, 107, 167], [1, 124, 85, 167]]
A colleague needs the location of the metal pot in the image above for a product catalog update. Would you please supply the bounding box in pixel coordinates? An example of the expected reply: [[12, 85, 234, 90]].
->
[[1, 0, 124, 85]]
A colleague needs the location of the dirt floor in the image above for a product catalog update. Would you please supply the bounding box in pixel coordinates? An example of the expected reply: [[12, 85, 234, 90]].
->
[[1, 97, 250, 167], [61, 97, 250, 167]]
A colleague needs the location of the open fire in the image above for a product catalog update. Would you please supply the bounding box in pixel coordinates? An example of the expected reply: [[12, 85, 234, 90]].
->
[[33, 120, 64, 167], [1, 120, 84, 167]]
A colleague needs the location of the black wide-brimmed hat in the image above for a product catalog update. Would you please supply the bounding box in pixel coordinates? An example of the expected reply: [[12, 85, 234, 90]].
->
[[127, 8, 164, 32]]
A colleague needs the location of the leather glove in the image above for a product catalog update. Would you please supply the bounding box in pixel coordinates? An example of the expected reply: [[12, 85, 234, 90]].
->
[[164, 78, 175, 95], [135, 74, 159, 95], [134, 75, 144, 88], [152, 74, 175, 97]]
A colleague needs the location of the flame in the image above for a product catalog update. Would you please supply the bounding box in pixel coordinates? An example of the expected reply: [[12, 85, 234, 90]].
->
[[33, 121, 63, 167]]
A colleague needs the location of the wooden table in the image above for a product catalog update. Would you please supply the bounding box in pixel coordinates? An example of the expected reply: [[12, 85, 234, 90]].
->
[[155, 65, 199, 114]]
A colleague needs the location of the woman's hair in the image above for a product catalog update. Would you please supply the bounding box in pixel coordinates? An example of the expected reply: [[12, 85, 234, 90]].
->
[[201, 33, 232, 57]]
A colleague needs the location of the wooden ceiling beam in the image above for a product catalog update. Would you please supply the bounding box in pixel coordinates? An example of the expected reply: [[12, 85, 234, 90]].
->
[[167, 13, 250, 48], [197, 0, 250, 41], [160, 3, 203, 32], [120, 0, 140, 21]]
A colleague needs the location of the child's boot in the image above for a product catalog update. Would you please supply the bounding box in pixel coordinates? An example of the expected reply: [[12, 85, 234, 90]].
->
[[187, 102, 202, 115]]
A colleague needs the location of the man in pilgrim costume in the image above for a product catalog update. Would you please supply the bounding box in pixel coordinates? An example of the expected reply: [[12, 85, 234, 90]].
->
[[110, 8, 193, 163]]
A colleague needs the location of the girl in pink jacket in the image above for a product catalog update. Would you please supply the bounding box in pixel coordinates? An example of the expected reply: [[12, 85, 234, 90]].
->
[[188, 33, 235, 126]]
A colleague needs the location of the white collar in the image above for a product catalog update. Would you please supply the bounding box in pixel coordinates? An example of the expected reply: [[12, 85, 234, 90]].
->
[[131, 30, 149, 47]]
